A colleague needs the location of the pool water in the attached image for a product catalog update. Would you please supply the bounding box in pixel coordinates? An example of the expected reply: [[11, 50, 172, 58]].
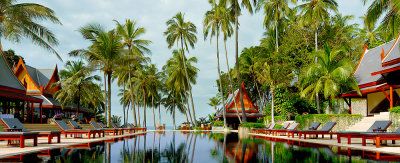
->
[[2, 131, 400, 162]]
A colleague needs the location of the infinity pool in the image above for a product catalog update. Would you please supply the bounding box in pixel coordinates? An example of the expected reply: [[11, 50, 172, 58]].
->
[[2, 131, 400, 162]]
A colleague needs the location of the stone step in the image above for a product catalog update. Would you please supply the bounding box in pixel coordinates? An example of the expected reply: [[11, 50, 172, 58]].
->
[[345, 112, 390, 132]]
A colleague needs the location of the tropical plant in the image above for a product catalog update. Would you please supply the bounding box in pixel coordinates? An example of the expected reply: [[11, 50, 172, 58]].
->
[[299, 45, 360, 112], [364, 0, 400, 40], [69, 24, 124, 126], [165, 12, 198, 126], [0, 0, 62, 59], [208, 96, 221, 112], [54, 61, 103, 117], [111, 115, 122, 127]]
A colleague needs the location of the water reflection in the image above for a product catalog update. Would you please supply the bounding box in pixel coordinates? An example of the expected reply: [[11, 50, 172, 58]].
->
[[1, 131, 400, 162]]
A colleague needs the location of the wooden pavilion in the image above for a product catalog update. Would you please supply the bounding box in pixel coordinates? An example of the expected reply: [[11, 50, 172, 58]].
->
[[0, 54, 43, 123], [342, 34, 400, 115], [13, 58, 93, 123], [216, 83, 264, 129]]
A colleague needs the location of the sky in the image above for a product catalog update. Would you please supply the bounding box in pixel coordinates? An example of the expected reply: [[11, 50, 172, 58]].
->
[[6, 0, 370, 127]]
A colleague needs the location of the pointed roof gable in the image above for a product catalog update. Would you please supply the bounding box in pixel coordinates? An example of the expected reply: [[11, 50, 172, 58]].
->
[[0, 54, 26, 92]]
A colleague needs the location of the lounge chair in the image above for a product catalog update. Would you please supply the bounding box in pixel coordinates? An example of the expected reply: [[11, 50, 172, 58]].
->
[[55, 120, 103, 139], [1, 118, 61, 144], [89, 121, 118, 136], [0, 131, 38, 148], [260, 123, 276, 134], [287, 122, 321, 138], [268, 122, 292, 135], [335, 120, 392, 144], [361, 126, 400, 148], [98, 122, 123, 135], [110, 122, 136, 134], [298, 122, 337, 139], [68, 120, 83, 129], [128, 123, 147, 132], [252, 123, 271, 134], [271, 123, 300, 136]]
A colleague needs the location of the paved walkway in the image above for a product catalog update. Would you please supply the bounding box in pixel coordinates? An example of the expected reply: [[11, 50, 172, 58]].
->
[[250, 133, 400, 156], [0, 130, 150, 159]]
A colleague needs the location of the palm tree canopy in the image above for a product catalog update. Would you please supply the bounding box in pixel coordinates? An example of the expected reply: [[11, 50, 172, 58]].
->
[[203, 0, 233, 41], [0, 0, 62, 59], [164, 12, 197, 52], [297, 0, 338, 27], [208, 96, 221, 108]]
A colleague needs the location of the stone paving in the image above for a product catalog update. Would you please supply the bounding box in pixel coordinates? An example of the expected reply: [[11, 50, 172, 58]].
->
[[0, 130, 150, 159]]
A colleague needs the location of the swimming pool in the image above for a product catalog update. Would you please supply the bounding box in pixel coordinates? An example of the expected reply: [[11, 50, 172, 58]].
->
[[1, 131, 399, 162]]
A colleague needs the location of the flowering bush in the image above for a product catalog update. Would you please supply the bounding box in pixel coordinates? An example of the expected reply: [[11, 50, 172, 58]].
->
[[41, 115, 47, 119], [53, 113, 63, 119], [71, 115, 76, 119]]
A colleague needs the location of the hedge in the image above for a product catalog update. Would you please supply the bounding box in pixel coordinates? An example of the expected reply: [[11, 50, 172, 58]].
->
[[264, 116, 287, 124], [389, 106, 400, 113], [239, 122, 265, 128], [213, 121, 224, 127], [295, 114, 363, 132]]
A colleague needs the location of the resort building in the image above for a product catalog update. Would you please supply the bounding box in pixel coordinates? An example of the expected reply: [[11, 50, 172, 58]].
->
[[13, 58, 93, 123], [216, 83, 264, 129], [342, 34, 400, 116], [0, 54, 43, 123]]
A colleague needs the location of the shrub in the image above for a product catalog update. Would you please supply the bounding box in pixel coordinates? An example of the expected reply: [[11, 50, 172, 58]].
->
[[213, 121, 224, 126], [239, 122, 265, 128], [274, 124, 282, 129], [389, 106, 400, 113], [295, 114, 363, 131], [193, 127, 202, 130]]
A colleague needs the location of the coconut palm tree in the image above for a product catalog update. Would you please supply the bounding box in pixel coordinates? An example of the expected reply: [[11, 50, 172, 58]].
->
[[54, 61, 103, 118], [114, 19, 151, 126], [164, 12, 198, 126], [255, 55, 293, 122], [145, 64, 162, 131], [69, 24, 123, 126], [0, 0, 62, 59], [358, 15, 384, 48], [300, 45, 360, 112], [208, 96, 221, 112], [364, 0, 400, 40], [258, 0, 296, 52], [225, 0, 259, 123], [204, 0, 232, 127]]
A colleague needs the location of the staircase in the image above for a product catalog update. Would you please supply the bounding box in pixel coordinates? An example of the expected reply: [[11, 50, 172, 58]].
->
[[345, 112, 390, 132]]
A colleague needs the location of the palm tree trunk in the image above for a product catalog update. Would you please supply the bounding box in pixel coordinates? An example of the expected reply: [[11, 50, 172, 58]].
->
[[184, 110, 190, 124], [136, 97, 141, 127], [224, 41, 242, 123], [103, 74, 108, 125], [158, 104, 161, 127], [173, 105, 176, 130], [235, 6, 247, 123], [143, 90, 147, 128], [276, 25, 279, 52], [180, 40, 197, 126], [271, 86, 275, 123], [107, 73, 112, 127], [123, 84, 126, 126], [183, 95, 193, 124], [129, 70, 137, 126], [315, 27, 320, 114], [216, 33, 227, 128], [152, 97, 156, 130]]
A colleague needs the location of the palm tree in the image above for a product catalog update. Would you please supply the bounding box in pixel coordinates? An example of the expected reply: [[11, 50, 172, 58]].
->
[[258, 0, 296, 52], [298, 0, 337, 113], [114, 19, 151, 126], [208, 96, 221, 112], [145, 64, 162, 131], [300, 45, 360, 112], [204, 0, 232, 127], [255, 55, 293, 122], [0, 0, 62, 59], [364, 0, 400, 40], [162, 50, 199, 125], [69, 24, 123, 126], [225, 0, 259, 123], [164, 12, 198, 126], [54, 61, 103, 118]]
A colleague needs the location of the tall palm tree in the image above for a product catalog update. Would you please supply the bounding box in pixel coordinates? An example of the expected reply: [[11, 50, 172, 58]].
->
[[298, 0, 337, 113], [225, 0, 259, 123], [364, 0, 400, 40], [114, 19, 151, 126], [255, 55, 293, 122], [0, 0, 62, 59], [358, 15, 384, 48], [69, 24, 123, 126], [300, 45, 360, 112], [204, 0, 232, 127], [164, 12, 198, 126], [54, 61, 103, 118], [208, 96, 221, 112], [145, 64, 162, 131], [258, 0, 296, 52]]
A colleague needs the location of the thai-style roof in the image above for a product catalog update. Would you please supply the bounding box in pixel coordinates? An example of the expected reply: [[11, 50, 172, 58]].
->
[[342, 34, 400, 97], [0, 54, 27, 92], [216, 83, 264, 118], [33, 95, 62, 108]]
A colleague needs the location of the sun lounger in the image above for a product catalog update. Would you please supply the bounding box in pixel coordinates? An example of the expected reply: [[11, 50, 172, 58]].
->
[[361, 126, 400, 148], [110, 122, 135, 134], [89, 121, 118, 136], [55, 120, 103, 139], [127, 123, 147, 132], [251, 123, 271, 134], [68, 120, 83, 129], [268, 122, 292, 135], [298, 122, 337, 139], [335, 120, 392, 144], [257, 123, 276, 134], [287, 122, 321, 138], [98, 122, 124, 135], [0, 131, 38, 148], [1, 118, 61, 144], [271, 122, 300, 136]]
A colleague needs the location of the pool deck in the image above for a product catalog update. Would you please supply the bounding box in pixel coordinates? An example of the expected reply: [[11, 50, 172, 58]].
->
[[0, 130, 151, 159], [249, 133, 400, 156]]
